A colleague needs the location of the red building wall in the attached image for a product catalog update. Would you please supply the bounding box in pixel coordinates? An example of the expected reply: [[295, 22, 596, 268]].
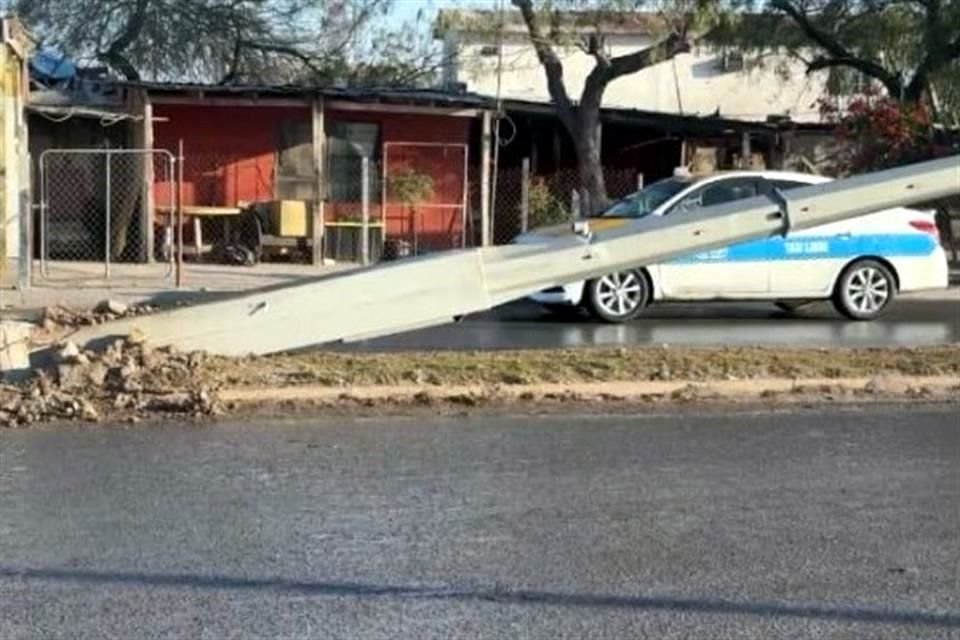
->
[[153, 103, 311, 207], [327, 110, 471, 251], [152, 101, 472, 252]]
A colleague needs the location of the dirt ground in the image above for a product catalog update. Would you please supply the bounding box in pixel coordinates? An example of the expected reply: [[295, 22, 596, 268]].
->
[[3, 334, 958, 428]]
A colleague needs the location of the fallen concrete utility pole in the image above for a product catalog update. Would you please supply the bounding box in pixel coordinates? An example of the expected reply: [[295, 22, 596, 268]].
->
[[63, 156, 958, 357]]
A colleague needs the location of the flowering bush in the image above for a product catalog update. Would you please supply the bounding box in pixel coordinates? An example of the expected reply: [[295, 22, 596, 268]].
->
[[818, 92, 960, 258], [818, 91, 954, 173]]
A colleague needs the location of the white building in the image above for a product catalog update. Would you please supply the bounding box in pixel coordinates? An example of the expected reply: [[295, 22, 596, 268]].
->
[[435, 10, 831, 124]]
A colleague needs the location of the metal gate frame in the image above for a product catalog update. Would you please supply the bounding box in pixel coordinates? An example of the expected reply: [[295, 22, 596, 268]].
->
[[37, 148, 177, 283], [382, 142, 470, 254]]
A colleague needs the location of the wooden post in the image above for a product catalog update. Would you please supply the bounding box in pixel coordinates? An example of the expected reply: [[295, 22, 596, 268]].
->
[[741, 131, 752, 169], [127, 88, 155, 263], [520, 157, 530, 233], [361, 156, 370, 266], [311, 98, 326, 266], [480, 110, 492, 247]]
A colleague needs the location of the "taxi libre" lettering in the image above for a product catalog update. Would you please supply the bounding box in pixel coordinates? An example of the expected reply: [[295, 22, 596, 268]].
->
[[785, 240, 830, 256]]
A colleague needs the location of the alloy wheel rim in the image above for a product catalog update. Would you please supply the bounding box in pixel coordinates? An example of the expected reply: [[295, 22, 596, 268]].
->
[[596, 272, 643, 317], [845, 267, 889, 313]]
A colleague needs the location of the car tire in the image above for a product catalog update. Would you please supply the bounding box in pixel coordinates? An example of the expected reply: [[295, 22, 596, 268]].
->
[[586, 269, 650, 323], [832, 259, 896, 321]]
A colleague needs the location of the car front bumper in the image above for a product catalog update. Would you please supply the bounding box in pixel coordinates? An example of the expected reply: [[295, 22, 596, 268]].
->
[[528, 281, 587, 306]]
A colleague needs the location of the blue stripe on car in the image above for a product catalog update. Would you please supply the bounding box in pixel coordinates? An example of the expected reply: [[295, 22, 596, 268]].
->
[[665, 234, 937, 264]]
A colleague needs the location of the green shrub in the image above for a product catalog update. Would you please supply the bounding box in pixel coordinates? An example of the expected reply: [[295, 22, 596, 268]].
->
[[527, 178, 570, 229]]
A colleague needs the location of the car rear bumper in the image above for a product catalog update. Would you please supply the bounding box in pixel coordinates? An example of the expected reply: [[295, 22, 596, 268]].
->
[[894, 247, 949, 292]]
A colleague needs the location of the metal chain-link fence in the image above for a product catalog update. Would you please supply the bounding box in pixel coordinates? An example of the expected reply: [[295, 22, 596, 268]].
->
[[172, 150, 276, 266], [383, 142, 469, 257], [491, 166, 644, 245], [37, 149, 176, 286], [324, 155, 384, 264]]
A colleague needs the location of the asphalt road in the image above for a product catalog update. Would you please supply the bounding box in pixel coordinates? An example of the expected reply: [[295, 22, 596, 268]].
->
[[336, 295, 960, 352], [1, 406, 958, 639]]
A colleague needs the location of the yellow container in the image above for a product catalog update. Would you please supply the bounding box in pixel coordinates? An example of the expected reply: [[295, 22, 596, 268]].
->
[[267, 200, 310, 237]]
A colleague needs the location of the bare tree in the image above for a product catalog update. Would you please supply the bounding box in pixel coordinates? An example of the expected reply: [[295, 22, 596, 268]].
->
[[15, 0, 396, 84], [510, 0, 716, 213]]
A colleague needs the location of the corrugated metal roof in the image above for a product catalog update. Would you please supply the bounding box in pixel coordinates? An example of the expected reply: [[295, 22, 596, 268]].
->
[[123, 80, 493, 109], [498, 97, 828, 132], [117, 80, 824, 131]]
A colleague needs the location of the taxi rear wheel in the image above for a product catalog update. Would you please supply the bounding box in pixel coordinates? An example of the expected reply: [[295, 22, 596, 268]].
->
[[832, 259, 896, 320]]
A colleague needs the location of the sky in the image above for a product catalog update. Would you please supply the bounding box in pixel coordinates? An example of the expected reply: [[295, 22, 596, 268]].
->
[[390, 0, 499, 27]]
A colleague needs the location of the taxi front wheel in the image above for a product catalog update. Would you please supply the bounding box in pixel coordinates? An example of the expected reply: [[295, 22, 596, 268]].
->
[[832, 259, 896, 321], [586, 270, 650, 323]]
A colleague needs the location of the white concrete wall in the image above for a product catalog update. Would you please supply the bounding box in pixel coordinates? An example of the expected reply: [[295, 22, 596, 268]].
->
[[1, 26, 27, 266], [446, 32, 829, 123]]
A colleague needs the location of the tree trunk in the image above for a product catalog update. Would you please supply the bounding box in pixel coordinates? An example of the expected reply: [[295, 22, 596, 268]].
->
[[572, 110, 609, 216], [109, 154, 143, 261]]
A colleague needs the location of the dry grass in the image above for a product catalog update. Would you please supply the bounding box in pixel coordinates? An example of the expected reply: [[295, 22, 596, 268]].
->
[[201, 345, 960, 390]]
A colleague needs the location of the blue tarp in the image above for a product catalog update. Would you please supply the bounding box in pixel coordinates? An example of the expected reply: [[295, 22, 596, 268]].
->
[[30, 50, 76, 82]]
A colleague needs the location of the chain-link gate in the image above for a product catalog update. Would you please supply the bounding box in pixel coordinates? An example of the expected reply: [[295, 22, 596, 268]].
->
[[37, 149, 177, 286], [382, 142, 469, 256]]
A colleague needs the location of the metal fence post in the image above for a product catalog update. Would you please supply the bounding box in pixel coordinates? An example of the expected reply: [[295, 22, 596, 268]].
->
[[520, 157, 530, 233], [361, 156, 370, 266], [176, 140, 184, 288], [104, 151, 112, 278], [38, 153, 48, 279], [571, 189, 581, 221], [637, 172, 644, 192]]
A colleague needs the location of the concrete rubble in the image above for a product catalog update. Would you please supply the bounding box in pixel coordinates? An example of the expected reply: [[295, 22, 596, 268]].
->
[[1, 326, 222, 428], [35, 300, 158, 339]]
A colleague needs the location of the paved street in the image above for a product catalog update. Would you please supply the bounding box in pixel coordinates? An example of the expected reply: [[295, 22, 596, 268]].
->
[[338, 295, 960, 351], [1, 405, 958, 639]]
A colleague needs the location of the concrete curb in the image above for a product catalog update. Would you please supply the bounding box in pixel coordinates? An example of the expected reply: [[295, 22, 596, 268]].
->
[[220, 375, 960, 406]]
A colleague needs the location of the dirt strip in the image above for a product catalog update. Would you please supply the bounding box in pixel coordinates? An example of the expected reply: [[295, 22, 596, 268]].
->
[[2, 337, 958, 428]]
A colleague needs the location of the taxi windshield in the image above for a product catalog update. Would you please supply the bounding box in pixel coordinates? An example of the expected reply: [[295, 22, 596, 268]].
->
[[597, 178, 689, 218]]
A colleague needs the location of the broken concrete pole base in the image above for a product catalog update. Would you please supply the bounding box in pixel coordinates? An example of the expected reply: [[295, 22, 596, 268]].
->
[[2, 328, 224, 428], [1, 321, 35, 383]]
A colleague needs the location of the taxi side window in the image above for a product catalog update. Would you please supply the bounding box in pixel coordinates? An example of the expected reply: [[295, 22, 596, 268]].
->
[[767, 179, 808, 192], [669, 178, 760, 214]]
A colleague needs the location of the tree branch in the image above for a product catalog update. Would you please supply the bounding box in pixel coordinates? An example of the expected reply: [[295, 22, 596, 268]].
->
[[607, 32, 689, 80], [236, 40, 323, 74], [512, 0, 575, 130], [904, 1, 960, 103], [772, 0, 904, 98], [585, 33, 611, 69], [98, 0, 148, 80]]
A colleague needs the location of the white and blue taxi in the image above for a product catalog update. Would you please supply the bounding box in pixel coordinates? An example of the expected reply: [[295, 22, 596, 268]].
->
[[519, 170, 948, 322]]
